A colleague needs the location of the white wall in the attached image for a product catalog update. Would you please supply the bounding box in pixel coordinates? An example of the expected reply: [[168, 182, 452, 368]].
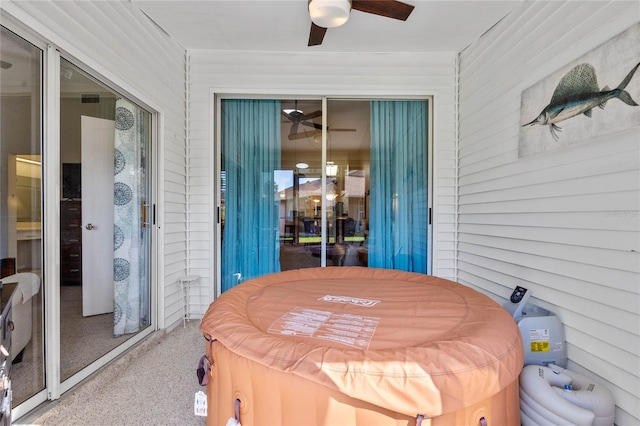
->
[[1, 0, 188, 327], [187, 49, 459, 306], [458, 2, 640, 424]]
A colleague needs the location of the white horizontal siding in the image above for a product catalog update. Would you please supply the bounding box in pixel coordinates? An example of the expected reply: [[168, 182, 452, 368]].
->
[[187, 49, 459, 302], [3, 0, 188, 328], [458, 1, 640, 424]]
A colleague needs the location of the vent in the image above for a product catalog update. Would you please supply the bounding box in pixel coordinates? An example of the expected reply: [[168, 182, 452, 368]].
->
[[81, 94, 100, 104]]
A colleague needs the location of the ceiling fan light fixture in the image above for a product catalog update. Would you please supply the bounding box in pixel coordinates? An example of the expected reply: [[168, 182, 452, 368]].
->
[[308, 0, 351, 28], [326, 161, 338, 177]]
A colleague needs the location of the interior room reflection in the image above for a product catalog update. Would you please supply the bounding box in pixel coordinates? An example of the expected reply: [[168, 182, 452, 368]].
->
[[1, 25, 45, 408], [277, 100, 370, 270]]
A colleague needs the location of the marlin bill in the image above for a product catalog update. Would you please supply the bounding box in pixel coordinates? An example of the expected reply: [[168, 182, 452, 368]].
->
[[522, 61, 640, 140]]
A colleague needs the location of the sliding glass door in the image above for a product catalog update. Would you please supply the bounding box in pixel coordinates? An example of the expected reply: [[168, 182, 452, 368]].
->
[[2, 24, 155, 419], [218, 97, 431, 293], [0, 25, 45, 410]]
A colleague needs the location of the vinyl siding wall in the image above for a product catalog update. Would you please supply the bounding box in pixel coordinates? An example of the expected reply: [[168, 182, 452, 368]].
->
[[2, 0, 188, 327], [458, 2, 640, 424], [187, 49, 459, 306]]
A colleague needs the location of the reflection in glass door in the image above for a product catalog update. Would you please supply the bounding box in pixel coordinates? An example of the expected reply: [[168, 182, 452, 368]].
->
[[0, 25, 45, 409], [279, 99, 325, 269], [279, 99, 369, 269], [219, 97, 429, 293]]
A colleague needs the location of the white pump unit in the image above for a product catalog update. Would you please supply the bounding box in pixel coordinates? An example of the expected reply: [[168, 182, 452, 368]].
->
[[506, 287, 615, 426], [504, 286, 567, 367]]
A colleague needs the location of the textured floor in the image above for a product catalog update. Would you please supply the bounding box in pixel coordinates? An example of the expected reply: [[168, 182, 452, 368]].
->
[[20, 320, 208, 426], [12, 286, 133, 406]]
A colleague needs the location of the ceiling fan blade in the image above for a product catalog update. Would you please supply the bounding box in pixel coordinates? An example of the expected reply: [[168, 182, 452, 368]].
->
[[288, 130, 316, 141], [290, 122, 300, 135], [300, 121, 322, 130], [308, 23, 327, 46], [351, 0, 415, 21], [288, 128, 357, 141], [301, 110, 322, 121], [300, 121, 317, 130]]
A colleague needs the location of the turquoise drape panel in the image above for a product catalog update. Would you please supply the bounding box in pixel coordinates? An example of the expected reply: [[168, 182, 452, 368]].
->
[[113, 98, 150, 336], [221, 99, 281, 292], [368, 100, 429, 273]]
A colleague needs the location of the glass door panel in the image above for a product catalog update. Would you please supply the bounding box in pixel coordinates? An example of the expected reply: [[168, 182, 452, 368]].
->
[[59, 59, 151, 381], [0, 25, 45, 408], [325, 100, 370, 267], [279, 99, 324, 269], [367, 99, 430, 273]]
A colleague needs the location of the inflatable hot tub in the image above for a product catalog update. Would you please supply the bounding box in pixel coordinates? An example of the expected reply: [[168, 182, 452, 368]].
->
[[200, 267, 524, 425]]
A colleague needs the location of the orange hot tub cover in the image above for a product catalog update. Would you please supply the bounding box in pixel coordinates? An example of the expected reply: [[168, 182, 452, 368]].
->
[[200, 267, 524, 423]]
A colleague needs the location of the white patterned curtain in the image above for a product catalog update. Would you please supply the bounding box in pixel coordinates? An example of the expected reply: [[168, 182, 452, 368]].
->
[[113, 98, 150, 336]]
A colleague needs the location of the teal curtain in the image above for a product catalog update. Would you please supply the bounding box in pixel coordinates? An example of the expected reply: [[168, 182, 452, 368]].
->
[[113, 98, 150, 336], [368, 100, 429, 273], [221, 99, 281, 292]]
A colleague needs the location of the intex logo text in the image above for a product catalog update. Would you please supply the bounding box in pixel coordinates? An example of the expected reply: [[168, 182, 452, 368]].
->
[[318, 295, 380, 307]]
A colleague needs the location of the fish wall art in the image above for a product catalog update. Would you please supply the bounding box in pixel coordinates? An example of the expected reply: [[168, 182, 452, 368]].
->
[[519, 23, 640, 158], [523, 62, 639, 140]]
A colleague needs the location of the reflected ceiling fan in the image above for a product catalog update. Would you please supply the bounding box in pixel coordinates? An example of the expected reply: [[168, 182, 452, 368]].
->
[[282, 100, 322, 136], [308, 0, 415, 46]]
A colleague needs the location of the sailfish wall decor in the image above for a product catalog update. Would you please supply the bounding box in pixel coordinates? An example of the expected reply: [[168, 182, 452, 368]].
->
[[522, 62, 639, 141], [518, 23, 640, 158]]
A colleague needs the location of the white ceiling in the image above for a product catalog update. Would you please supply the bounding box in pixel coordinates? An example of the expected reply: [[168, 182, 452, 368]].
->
[[132, 0, 522, 53], [130, 1, 523, 156], [2, 1, 524, 158]]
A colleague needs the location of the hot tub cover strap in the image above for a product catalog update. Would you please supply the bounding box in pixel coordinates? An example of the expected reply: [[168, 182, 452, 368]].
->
[[197, 334, 217, 386]]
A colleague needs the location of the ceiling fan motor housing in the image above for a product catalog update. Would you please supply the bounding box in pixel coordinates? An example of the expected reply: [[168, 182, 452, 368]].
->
[[308, 0, 352, 28]]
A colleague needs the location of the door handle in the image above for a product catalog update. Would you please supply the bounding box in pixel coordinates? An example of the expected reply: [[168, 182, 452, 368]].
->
[[142, 201, 148, 228], [85, 223, 95, 230]]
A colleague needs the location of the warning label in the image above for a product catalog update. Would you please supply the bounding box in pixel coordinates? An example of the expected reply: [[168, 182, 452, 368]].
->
[[529, 329, 550, 352], [268, 307, 380, 349], [530, 341, 550, 352]]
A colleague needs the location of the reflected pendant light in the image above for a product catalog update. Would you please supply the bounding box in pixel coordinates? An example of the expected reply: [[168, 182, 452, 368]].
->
[[308, 0, 352, 28]]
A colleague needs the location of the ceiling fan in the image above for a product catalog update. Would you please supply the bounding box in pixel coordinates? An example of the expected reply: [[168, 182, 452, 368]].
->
[[307, 0, 415, 46], [282, 101, 323, 136]]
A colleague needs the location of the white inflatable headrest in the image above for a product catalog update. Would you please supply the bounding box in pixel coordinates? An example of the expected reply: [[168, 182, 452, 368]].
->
[[519, 365, 614, 426]]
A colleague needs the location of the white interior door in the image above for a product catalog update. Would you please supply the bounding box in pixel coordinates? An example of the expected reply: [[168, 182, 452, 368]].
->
[[81, 115, 115, 316]]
